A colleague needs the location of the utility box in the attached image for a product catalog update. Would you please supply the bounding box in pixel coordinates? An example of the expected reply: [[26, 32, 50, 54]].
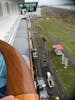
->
[[53, 44, 63, 55]]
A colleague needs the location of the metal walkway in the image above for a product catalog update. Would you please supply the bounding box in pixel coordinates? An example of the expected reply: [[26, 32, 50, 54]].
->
[[13, 19, 29, 62]]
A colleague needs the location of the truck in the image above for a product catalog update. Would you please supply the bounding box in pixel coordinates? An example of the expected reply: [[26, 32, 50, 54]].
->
[[36, 77, 49, 100]]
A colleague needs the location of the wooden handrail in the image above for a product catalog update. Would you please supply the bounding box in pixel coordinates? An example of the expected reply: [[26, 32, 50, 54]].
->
[[0, 40, 39, 100], [16, 94, 39, 100]]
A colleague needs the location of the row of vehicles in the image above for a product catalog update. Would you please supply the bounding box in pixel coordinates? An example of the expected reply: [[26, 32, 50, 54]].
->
[[36, 73, 55, 99], [32, 48, 55, 99]]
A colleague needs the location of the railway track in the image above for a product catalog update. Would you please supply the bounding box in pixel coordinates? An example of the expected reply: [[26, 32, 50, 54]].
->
[[32, 22, 67, 99]]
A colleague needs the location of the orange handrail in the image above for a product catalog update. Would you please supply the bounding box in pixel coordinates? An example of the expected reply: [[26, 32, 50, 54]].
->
[[0, 40, 39, 100]]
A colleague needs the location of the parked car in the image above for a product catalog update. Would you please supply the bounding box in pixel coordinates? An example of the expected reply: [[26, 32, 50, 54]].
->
[[33, 52, 38, 58], [36, 77, 49, 100], [32, 48, 38, 58], [47, 72, 54, 88], [47, 79, 55, 88]]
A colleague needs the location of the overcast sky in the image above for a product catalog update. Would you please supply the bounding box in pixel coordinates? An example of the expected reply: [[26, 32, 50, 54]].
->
[[38, 0, 73, 6]]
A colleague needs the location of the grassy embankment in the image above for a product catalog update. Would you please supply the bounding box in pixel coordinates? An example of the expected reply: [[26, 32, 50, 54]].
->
[[39, 19, 72, 38], [52, 16, 75, 31], [33, 19, 75, 97], [39, 19, 75, 59], [41, 7, 75, 30]]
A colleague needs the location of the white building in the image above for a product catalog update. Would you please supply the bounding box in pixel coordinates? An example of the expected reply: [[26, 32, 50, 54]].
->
[[0, 0, 19, 16], [27, 7, 41, 17]]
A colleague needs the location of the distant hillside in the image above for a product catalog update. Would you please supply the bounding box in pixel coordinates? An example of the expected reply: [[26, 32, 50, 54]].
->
[[41, 6, 75, 29], [41, 6, 75, 16]]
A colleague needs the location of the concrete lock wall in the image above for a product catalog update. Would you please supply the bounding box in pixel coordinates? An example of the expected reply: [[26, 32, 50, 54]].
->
[[0, 0, 19, 17], [0, 0, 20, 43]]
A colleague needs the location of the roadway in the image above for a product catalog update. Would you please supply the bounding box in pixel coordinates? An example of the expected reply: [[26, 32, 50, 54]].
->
[[13, 18, 30, 67]]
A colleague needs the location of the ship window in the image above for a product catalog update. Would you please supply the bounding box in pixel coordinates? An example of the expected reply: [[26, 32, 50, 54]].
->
[[6, 2, 10, 14], [0, 3, 3, 16]]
